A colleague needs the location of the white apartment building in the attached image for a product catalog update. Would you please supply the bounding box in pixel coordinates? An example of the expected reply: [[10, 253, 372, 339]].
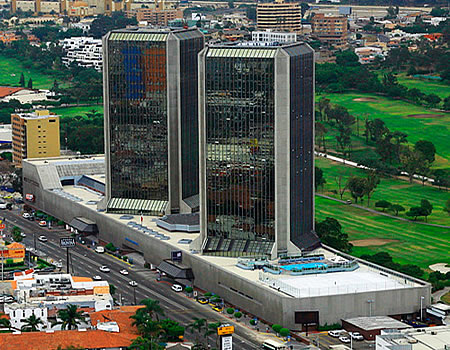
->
[[5, 271, 112, 331], [252, 29, 297, 43], [60, 37, 102, 72]]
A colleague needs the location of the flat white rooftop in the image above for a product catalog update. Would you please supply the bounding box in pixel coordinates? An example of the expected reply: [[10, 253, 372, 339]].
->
[[271, 270, 409, 297]]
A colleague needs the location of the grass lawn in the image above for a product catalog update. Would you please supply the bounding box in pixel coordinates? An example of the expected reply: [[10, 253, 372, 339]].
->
[[320, 92, 450, 170], [316, 157, 450, 226], [52, 105, 104, 119], [0, 54, 57, 90], [442, 292, 450, 304], [396, 73, 450, 99], [315, 195, 449, 269]]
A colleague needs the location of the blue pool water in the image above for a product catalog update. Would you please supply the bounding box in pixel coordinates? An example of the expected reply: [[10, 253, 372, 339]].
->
[[280, 262, 327, 271]]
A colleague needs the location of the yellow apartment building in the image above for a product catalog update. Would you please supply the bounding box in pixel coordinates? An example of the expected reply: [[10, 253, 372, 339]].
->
[[11, 110, 60, 167]]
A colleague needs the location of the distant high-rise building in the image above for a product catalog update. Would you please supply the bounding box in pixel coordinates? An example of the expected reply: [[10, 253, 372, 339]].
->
[[198, 43, 319, 258], [257, 0, 302, 33], [311, 14, 348, 48], [103, 28, 204, 215], [11, 110, 60, 167]]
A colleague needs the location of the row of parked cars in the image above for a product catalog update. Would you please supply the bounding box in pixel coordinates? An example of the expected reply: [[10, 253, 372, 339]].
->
[[328, 330, 364, 343]]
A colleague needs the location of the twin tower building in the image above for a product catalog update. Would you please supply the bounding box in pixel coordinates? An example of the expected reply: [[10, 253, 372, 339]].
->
[[102, 28, 320, 258]]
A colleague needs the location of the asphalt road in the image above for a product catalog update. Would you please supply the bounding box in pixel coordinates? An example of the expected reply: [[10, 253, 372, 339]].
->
[[1, 209, 284, 349]]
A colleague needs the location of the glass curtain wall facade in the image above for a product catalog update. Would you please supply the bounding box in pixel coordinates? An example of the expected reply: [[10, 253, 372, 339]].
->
[[104, 29, 204, 215], [202, 48, 277, 257], [199, 44, 319, 258], [106, 33, 168, 203]]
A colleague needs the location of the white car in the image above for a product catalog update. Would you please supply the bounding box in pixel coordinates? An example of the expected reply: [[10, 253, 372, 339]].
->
[[38, 235, 47, 242], [38, 220, 47, 227], [120, 269, 129, 275], [22, 213, 31, 219], [20, 232, 26, 238], [95, 246, 105, 254], [99, 265, 110, 273], [93, 275, 102, 281], [129, 281, 138, 287], [339, 336, 351, 343], [328, 330, 344, 338], [349, 332, 364, 341], [171, 284, 183, 292]]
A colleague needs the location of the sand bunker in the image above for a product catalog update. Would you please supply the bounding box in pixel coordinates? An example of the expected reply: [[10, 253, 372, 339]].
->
[[350, 238, 398, 247], [407, 114, 443, 118], [353, 97, 377, 102], [429, 263, 450, 273]]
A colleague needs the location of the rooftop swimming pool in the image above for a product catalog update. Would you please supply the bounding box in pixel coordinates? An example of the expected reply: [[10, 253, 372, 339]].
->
[[280, 262, 328, 271]]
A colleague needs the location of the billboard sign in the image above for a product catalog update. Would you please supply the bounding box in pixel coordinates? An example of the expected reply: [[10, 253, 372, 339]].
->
[[221, 335, 233, 350], [171, 250, 182, 262], [218, 325, 235, 336], [60, 237, 76, 248]]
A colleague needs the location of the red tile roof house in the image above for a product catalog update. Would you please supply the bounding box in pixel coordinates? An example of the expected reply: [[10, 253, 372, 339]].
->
[[0, 306, 143, 350]]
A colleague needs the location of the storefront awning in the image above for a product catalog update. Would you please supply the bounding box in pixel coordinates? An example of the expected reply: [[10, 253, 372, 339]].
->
[[69, 217, 98, 233], [157, 260, 194, 281]]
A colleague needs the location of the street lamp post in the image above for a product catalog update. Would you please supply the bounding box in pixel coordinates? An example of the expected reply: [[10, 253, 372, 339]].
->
[[420, 296, 425, 321], [367, 299, 374, 317]]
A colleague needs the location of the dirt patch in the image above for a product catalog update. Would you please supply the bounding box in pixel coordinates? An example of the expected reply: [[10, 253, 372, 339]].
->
[[353, 97, 377, 102], [350, 238, 398, 247], [407, 114, 443, 118]]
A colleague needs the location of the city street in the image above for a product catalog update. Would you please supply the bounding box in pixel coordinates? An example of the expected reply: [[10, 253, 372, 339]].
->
[[1, 208, 305, 349]]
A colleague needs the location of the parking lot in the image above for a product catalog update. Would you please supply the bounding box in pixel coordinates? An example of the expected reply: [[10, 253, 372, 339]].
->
[[306, 331, 375, 350]]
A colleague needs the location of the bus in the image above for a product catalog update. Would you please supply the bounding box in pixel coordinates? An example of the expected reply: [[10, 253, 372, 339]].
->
[[261, 339, 289, 350]]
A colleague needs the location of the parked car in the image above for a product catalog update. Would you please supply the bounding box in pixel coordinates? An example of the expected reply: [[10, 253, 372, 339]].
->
[[349, 332, 364, 341], [339, 336, 351, 343], [38, 220, 47, 227], [93, 275, 102, 281], [0, 203, 7, 210], [99, 265, 110, 273], [328, 330, 345, 338], [171, 284, 183, 292], [197, 297, 209, 304], [95, 246, 105, 254], [38, 235, 47, 242], [119, 269, 129, 275]]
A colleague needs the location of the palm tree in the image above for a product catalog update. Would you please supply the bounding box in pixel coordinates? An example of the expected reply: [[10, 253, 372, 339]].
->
[[0, 314, 11, 331], [139, 299, 165, 321], [187, 318, 208, 347], [21, 314, 44, 332], [138, 320, 165, 344], [53, 304, 86, 330]]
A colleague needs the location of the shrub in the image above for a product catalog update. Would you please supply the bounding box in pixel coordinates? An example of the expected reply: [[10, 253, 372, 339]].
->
[[144, 262, 150, 269], [249, 319, 257, 326], [185, 286, 193, 293], [234, 312, 242, 319], [57, 220, 65, 226], [272, 324, 282, 333], [375, 200, 392, 211], [204, 292, 213, 297], [226, 308, 234, 315], [317, 323, 342, 331], [105, 242, 116, 252], [279, 328, 290, 337]]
